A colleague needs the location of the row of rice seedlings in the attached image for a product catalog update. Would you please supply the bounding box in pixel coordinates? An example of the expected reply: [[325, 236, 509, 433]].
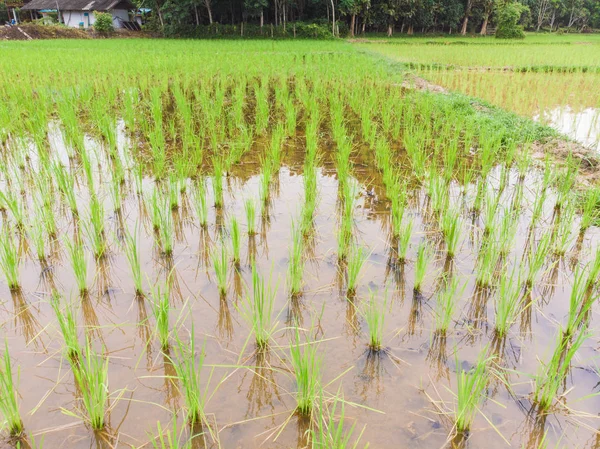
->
[[239, 264, 278, 349], [0, 342, 23, 437]]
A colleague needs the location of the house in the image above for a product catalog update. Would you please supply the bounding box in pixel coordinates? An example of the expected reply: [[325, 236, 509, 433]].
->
[[22, 0, 135, 29]]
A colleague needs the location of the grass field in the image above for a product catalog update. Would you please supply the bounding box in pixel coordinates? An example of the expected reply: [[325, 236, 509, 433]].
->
[[0, 38, 598, 449]]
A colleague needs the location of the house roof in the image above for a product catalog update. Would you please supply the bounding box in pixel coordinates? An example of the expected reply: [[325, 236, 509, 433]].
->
[[22, 0, 135, 11]]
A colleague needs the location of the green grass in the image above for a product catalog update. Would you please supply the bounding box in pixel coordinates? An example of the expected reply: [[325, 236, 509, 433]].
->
[[454, 349, 492, 434], [0, 231, 20, 291], [212, 242, 228, 298], [346, 244, 367, 298], [414, 242, 433, 293], [150, 281, 171, 351], [65, 236, 88, 296], [124, 225, 144, 298], [290, 330, 322, 416], [51, 293, 81, 361], [363, 290, 386, 352], [288, 223, 305, 297]]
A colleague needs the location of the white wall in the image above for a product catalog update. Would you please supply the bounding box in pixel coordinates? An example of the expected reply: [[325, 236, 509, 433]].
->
[[60, 9, 129, 28]]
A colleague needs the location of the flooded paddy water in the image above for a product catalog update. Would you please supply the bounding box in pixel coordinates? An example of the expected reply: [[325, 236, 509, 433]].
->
[[0, 40, 599, 449]]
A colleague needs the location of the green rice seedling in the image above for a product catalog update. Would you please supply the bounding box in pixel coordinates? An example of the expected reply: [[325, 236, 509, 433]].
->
[[555, 156, 578, 211], [212, 156, 224, 209], [441, 208, 462, 259], [230, 217, 241, 267], [148, 188, 163, 233], [171, 326, 206, 424], [475, 240, 499, 289], [482, 189, 498, 235], [158, 207, 174, 257], [580, 187, 600, 233], [363, 290, 387, 352], [288, 223, 304, 297], [245, 199, 257, 236], [525, 233, 552, 289], [0, 189, 25, 230], [337, 215, 353, 262], [494, 267, 523, 338], [397, 218, 413, 264], [0, 232, 20, 291], [414, 242, 433, 294], [239, 263, 278, 349], [194, 179, 209, 230], [149, 419, 193, 449], [70, 339, 109, 430], [533, 328, 588, 412], [311, 395, 367, 449], [123, 226, 144, 298], [564, 265, 595, 338], [29, 216, 47, 263], [586, 248, 600, 289], [0, 341, 23, 437], [435, 276, 462, 335], [454, 349, 491, 434], [390, 191, 407, 238], [212, 242, 228, 298], [86, 195, 107, 259], [65, 237, 88, 296], [52, 162, 78, 216], [498, 209, 519, 257], [168, 174, 179, 211], [51, 292, 81, 360], [346, 244, 367, 297], [552, 201, 575, 256], [290, 330, 321, 416], [150, 281, 171, 351], [259, 156, 273, 211]]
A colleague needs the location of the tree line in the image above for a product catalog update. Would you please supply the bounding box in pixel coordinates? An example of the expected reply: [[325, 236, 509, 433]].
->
[[139, 0, 600, 36]]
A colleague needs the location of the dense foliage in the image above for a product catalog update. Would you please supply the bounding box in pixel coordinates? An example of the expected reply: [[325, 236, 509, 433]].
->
[[138, 0, 600, 37], [495, 1, 526, 38], [93, 11, 114, 33]]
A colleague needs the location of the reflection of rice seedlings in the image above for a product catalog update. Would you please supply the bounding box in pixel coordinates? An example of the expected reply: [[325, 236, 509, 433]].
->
[[397, 218, 413, 264], [363, 290, 386, 352], [212, 242, 228, 298], [230, 217, 241, 267], [580, 187, 600, 233], [533, 329, 588, 412], [434, 276, 461, 335], [441, 208, 461, 259], [311, 396, 367, 449], [150, 281, 171, 351], [194, 179, 209, 230], [70, 340, 109, 430], [346, 244, 367, 298], [0, 341, 23, 437], [51, 292, 81, 360], [290, 331, 321, 416], [124, 226, 144, 298], [525, 233, 552, 289], [0, 232, 20, 291], [455, 349, 491, 434], [171, 327, 206, 425], [414, 242, 433, 293], [564, 266, 594, 338], [245, 199, 257, 236], [288, 224, 304, 297], [494, 267, 523, 338], [240, 263, 277, 349]]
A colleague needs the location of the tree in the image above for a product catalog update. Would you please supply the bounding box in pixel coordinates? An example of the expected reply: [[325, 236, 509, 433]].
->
[[495, 1, 527, 38]]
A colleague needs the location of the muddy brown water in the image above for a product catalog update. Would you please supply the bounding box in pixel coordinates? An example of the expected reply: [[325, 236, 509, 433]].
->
[[2, 124, 600, 449]]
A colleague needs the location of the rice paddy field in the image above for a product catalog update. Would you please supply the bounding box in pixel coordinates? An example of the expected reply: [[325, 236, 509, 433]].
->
[[357, 35, 600, 151], [0, 39, 600, 449]]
